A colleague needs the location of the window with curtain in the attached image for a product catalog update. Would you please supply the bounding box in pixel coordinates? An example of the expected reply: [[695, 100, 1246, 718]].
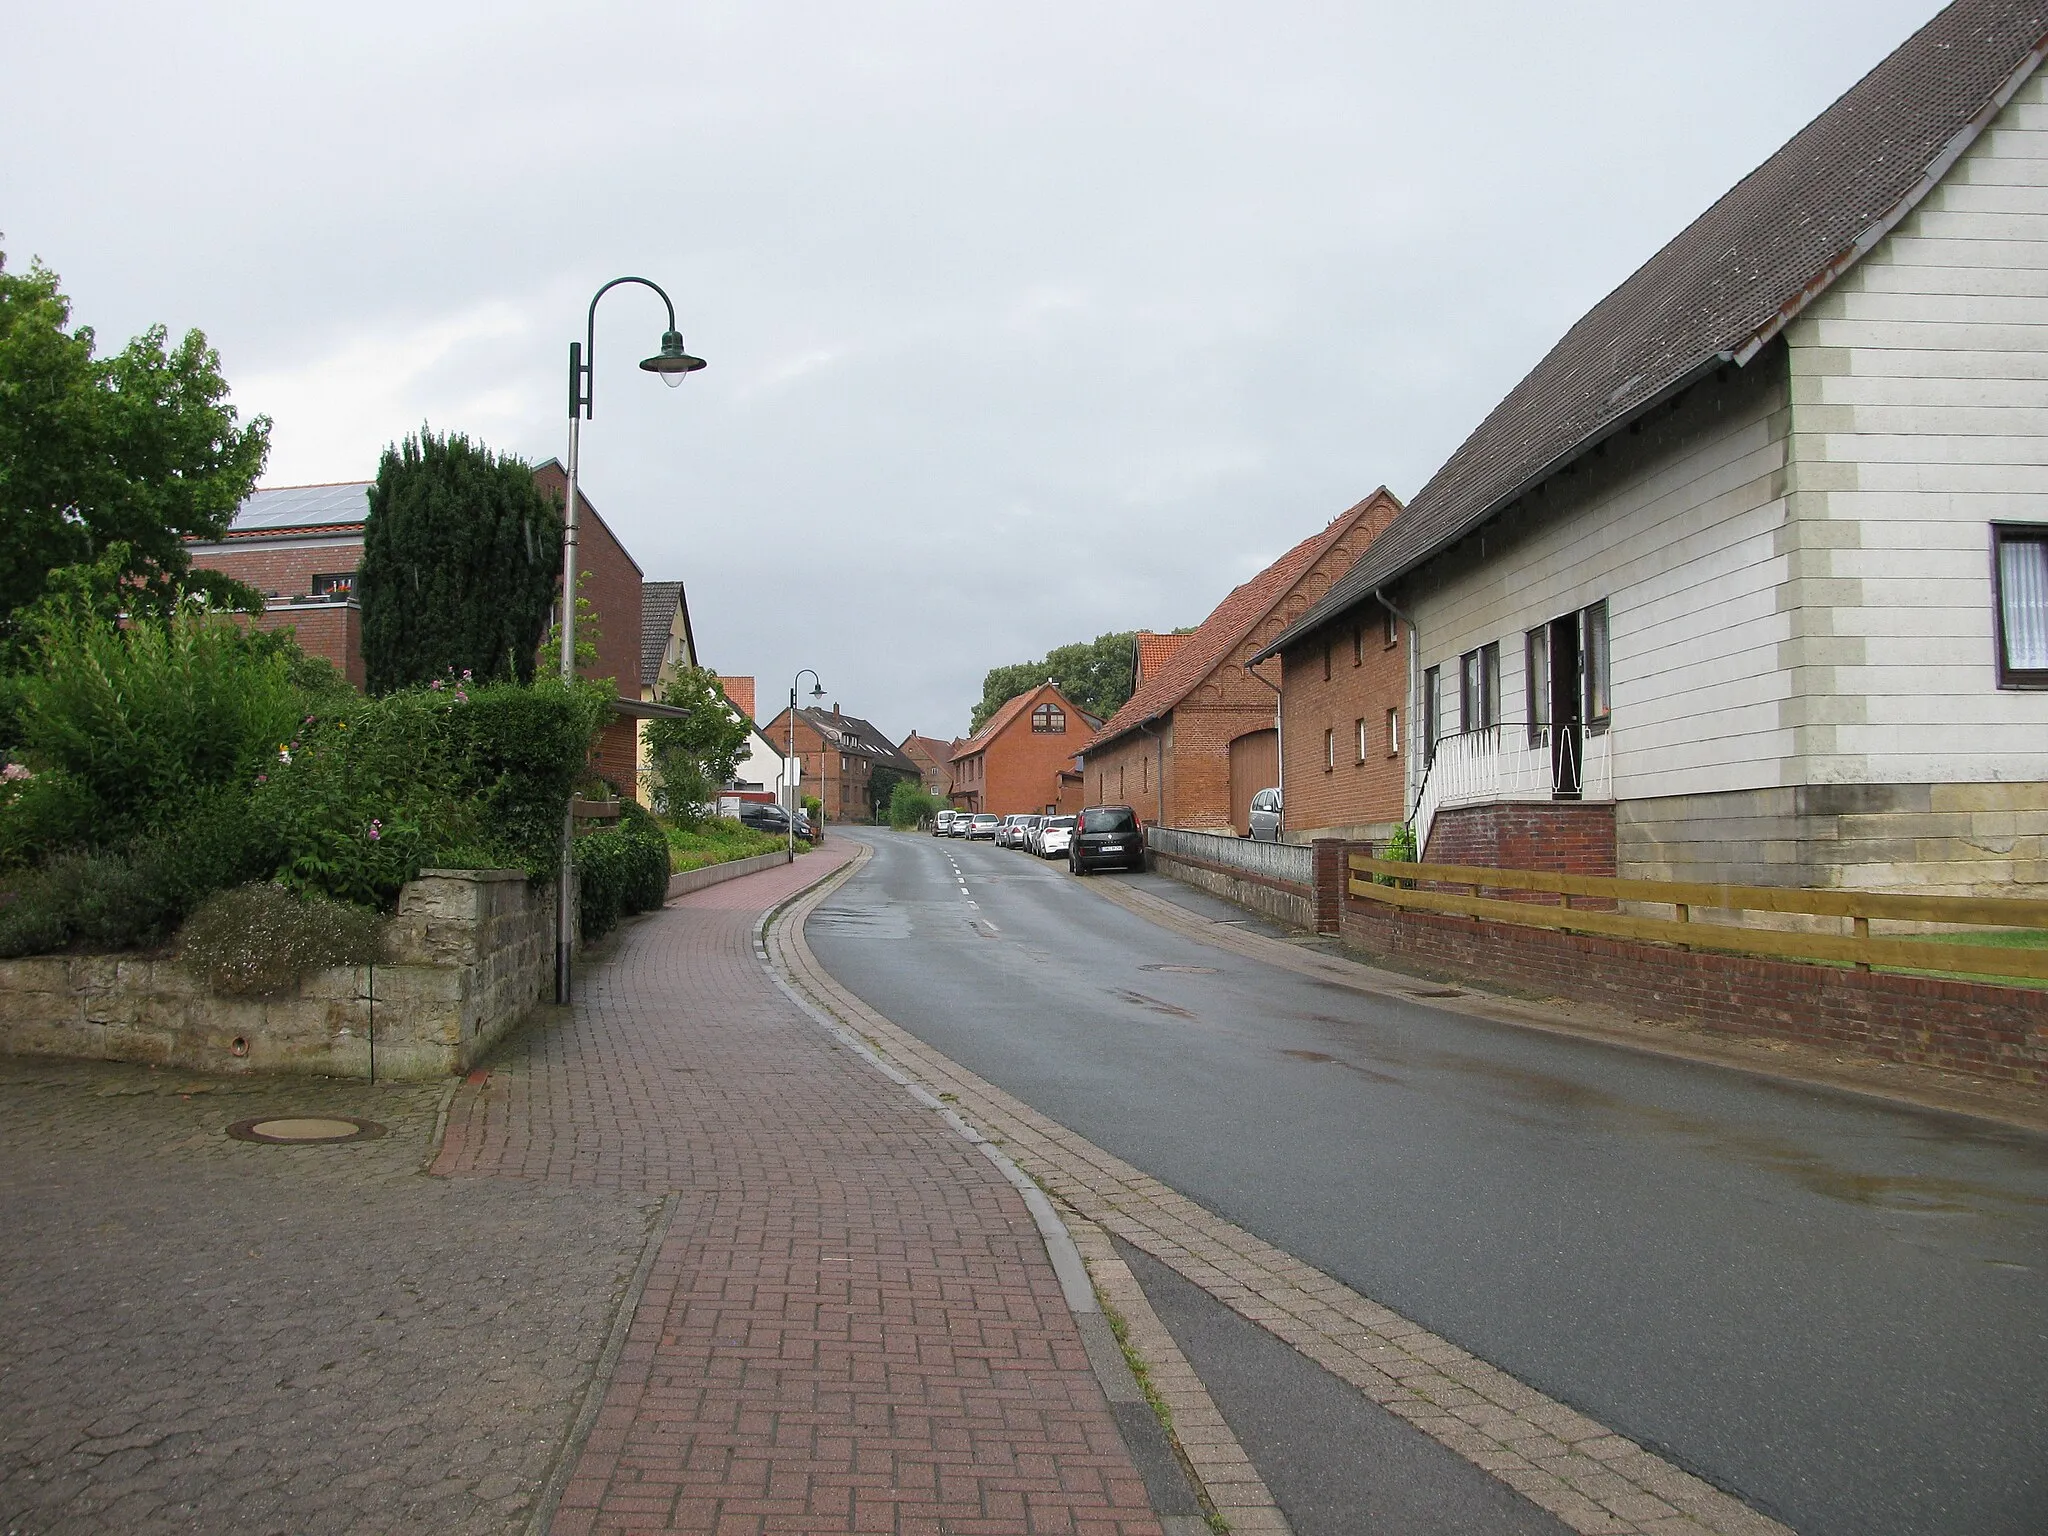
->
[[1031, 703, 1066, 732], [1526, 625, 1551, 747], [1583, 600, 1612, 729], [1996, 525, 2048, 686]]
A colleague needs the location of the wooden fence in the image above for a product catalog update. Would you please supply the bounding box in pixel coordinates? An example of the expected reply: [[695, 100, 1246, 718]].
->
[[1346, 854, 2048, 984]]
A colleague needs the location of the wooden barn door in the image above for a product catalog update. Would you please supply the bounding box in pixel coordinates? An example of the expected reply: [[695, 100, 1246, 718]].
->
[[1228, 729, 1279, 835]]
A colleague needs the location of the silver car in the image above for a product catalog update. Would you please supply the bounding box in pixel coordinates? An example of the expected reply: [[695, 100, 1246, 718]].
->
[[1247, 787, 1282, 842], [967, 812, 1001, 840], [1020, 814, 1045, 853]]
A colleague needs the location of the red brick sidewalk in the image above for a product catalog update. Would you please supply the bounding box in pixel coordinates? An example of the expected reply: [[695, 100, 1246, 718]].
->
[[434, 847, 1161, 1535]]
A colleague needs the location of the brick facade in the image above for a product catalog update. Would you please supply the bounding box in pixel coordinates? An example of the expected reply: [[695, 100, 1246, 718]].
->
[[761, 705, 871, 823], [1084, 489, 1401, 835], [1422, 802, 1616, 878], [950, 684, 1091, 817], [532, 463, 643, 793], [1278, 604, 1408, 841], [899, 732, 959, 798]]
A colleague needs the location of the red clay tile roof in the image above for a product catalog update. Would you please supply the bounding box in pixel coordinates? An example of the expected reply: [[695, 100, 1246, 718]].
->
[[1089, 491, 1397, 753], [1135, 632, 1189, 683]]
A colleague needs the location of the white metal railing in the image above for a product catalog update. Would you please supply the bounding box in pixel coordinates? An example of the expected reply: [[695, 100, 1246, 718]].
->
[[1413, 726, 1612, 859], [1146, 825, 1313, 889]]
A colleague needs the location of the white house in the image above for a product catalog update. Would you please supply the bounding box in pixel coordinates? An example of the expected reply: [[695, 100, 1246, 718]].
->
[[1261, 0, 2048, 896]]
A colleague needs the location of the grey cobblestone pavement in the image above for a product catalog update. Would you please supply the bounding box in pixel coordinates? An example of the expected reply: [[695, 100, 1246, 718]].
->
[[0, 1059, 660, 1536]]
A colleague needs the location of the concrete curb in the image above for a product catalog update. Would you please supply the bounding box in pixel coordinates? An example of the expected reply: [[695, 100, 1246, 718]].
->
[[664, 846, 794, 900], [754, 837, 1226, 1536]]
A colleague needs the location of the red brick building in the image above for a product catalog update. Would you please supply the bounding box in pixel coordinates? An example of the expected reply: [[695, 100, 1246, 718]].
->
[[1081, 489, 1401, 835], [1270, 585, 1411, 845], [759, 704, 920, 823], [949, 684, 1099, 817], [187, 464, 650, 795], [899, 732, 962, 799]]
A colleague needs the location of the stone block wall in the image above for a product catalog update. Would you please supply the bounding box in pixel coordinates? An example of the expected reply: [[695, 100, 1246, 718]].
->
[[0, 870, 556, 1081], [1617, 782, 2048, 896]]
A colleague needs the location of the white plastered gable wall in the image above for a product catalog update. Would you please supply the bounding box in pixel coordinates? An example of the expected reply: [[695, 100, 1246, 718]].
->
[[1781, 61, 2048, 789], [1406, 357, 1795, 804]]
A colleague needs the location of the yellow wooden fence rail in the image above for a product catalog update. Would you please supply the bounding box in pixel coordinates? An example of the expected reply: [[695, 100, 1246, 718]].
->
[[1345, 854, 2048, 984]]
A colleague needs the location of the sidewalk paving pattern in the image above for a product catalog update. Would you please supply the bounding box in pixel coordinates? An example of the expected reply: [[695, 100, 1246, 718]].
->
[[434, 844, 1164, 1534]]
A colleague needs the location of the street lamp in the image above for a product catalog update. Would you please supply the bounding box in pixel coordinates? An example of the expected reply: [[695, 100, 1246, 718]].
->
[[557, 276, 706, 1006], [789, 670, 824, 861]]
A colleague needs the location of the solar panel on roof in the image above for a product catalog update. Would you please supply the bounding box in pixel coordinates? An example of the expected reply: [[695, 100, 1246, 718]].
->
[[227, 482, 373, 533]]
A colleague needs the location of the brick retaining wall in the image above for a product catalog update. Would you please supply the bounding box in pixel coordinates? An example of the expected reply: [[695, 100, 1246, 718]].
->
[[1338, 888, 2048, 1086]]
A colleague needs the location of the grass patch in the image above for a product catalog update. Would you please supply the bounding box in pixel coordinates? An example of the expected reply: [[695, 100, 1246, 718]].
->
[[661, 818, 796, 872]]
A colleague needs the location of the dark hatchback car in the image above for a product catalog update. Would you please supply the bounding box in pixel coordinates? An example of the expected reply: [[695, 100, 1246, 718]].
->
[[1069, 804, 1144, 874], [737, 802, 790, 835]]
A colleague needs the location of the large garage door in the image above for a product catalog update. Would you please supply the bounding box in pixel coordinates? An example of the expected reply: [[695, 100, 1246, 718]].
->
[[1228, 729, 1279, 836]]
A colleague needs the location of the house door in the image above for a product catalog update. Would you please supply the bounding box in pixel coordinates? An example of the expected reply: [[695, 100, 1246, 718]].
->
[[1229, 729, 1279, 835], [1548, 614, 1583, 799]]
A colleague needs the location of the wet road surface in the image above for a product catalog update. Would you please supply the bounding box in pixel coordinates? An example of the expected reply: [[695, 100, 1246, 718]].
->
[[806, 828, 2048, 1536]]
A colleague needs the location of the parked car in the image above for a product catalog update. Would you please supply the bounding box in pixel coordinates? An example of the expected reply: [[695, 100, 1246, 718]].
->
[[967, 812, 1001, 840], [794, 809, 817, 842], [948, 813, 970, 837], [1020, 814, 1045, 853], [995, 814, 1017, 847], [738, 801, 790, 834], [1003, 814, 1031, 848], [1038, 815, 1076, 859], [1247, 787, 1282, 843], [932, 809, 957, 836], [1069, 805, 1144, 874]]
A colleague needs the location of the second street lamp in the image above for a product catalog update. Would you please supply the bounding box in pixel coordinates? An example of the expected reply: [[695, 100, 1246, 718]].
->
[[556, 277, 706, 1006], [789, 670, 824, 862]]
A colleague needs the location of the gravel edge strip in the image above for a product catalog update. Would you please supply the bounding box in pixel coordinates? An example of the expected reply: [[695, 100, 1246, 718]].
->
[[772, 836, 1793, 1536]]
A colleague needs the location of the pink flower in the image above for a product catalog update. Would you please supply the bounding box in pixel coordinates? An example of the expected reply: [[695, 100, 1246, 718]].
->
[[255, 773, 267, 785], [430, 678, 444, 691], [461, 669, 472, 682], [368, 819, 382, 842]]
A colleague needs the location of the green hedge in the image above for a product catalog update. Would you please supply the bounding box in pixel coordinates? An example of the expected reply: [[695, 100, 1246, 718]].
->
[[0, 612, 607, 957], [576, 798, 669, 942]]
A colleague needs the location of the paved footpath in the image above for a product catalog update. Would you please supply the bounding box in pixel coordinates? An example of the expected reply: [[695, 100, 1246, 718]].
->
[[435, 844, 1162, 1536]]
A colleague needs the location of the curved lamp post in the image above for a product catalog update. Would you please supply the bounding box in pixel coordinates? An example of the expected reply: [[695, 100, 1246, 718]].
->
[[557, 277, 706, 1005], [788, 670, 824, 860]]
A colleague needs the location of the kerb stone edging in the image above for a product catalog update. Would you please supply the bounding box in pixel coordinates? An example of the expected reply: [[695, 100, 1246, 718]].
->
[[767, 836, 1793, 1536], [665, 846, 793, 900]]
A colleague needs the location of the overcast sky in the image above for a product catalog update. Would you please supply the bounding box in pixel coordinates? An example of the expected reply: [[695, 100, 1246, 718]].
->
[[7, 0, 1940, 739]]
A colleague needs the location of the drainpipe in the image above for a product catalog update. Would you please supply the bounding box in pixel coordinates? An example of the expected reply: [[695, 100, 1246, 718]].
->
[[1374, 586, 1420, 823], [1243, 655, 1282, 838], [1136, 718, 1165, 827]]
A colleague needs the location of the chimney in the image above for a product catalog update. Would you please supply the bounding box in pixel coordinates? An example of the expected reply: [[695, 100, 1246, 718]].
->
[[832, 703, 841, 722], [718, 675, 757, 722]]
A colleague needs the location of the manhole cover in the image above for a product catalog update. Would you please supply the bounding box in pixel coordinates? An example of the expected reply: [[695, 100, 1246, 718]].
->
[[227, 1116, 386, 1145], [1139, 964, 1218, 974]]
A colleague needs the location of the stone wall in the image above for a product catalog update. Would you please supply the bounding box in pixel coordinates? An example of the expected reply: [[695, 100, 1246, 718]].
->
[[0, 870, 555, 1081], [1145, 827, 1314, 930], [1617, 782, 2048, 896]]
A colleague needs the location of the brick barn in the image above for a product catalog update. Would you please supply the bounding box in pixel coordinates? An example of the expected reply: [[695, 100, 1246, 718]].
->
[[1081, 490, 1401, 835]]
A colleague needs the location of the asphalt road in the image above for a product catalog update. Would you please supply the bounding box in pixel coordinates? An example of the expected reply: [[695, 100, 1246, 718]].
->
[[806, 828, 2048, 1536]]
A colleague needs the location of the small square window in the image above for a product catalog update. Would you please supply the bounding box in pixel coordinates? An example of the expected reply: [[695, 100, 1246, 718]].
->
[[1995, 524, 2048, 687]]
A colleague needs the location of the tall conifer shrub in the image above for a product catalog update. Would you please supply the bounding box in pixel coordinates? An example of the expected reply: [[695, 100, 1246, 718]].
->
[[358, 429, 562, 693]]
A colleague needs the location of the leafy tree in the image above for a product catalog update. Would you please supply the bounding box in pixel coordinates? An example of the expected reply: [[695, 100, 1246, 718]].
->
[[357, 428, 563, 693], [643, 667, 753, 823], [888, 779, 942, 829], [0, 249, 271, 638], [867, 763, 913, 823], [970, 631, 1139, 732]]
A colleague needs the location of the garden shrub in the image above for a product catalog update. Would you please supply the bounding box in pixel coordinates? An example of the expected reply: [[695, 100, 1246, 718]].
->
[[576, 797, 670, 942], [7, 609, 302, 849], [179, 883, 388, 997]]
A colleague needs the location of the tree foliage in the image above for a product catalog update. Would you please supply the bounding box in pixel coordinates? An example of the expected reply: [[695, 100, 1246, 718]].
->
[[888, 779, 942, 829], [357, 428, 563, 693], [643, 667, 753, 822], [0, 249, 270, 638], [970, 631, 1138, 733]]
